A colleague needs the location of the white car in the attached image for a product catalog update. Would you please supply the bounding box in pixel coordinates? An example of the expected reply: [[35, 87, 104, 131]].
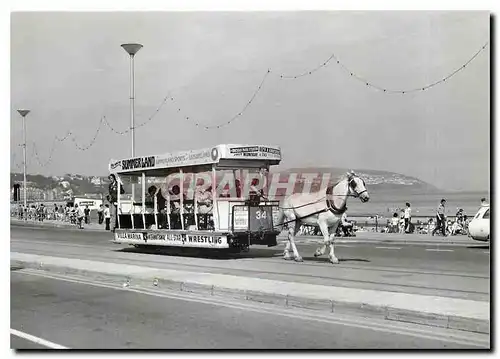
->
[[468, 205, 490, 242]]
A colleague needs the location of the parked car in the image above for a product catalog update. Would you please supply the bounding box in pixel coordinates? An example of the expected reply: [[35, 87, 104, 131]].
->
[[468, 205, 490, 242]]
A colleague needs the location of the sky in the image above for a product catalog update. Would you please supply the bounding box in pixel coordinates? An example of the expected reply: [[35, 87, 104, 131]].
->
[[10, 11, 490, 191]]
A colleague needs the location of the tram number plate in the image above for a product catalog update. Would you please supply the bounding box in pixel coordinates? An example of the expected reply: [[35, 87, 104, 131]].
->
[[249, 207, 273, 232]]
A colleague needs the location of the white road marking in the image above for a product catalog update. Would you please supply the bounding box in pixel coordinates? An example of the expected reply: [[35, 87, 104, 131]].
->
[[375, 247, 401, 250], [425, 249, 454, 252], [12, 238, 96, 249], [10, 328, 68, 349], [15, 270, 488, 348], [483, 251, 490, 254]]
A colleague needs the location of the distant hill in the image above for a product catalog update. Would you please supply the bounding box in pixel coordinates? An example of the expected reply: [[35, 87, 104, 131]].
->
[[276, 167, 441, 193], [10, 172, 109, 199]]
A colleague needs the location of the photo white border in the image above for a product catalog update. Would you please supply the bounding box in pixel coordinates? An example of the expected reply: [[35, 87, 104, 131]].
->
[[4, 0, 496, 357]]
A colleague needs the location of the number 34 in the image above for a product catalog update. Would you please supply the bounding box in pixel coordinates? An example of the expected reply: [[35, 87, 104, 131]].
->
[[256, 210, 267, 219]]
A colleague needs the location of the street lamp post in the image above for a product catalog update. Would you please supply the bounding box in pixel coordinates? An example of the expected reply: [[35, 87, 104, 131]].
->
[[17, 109, 30, 210], [121, 43, 143, 202]]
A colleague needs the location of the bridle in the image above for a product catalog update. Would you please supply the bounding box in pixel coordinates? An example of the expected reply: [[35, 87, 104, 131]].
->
[[326, 176, 368, 214], [348, 176, 368, 199]]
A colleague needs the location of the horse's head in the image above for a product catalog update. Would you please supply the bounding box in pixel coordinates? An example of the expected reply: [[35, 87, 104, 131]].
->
[[346, 171, 370, 203]]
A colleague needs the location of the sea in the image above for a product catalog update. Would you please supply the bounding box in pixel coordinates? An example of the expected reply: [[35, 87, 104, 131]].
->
[[344, 189, 490, 219]]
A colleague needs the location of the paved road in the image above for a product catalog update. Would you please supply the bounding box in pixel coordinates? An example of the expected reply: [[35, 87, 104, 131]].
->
[[11, 335, 48, 350], [11, 225, 490, 301], [10, 271, 489, 349]]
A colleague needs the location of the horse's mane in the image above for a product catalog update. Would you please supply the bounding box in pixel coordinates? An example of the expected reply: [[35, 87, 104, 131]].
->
[[325, 176, 349, 195]]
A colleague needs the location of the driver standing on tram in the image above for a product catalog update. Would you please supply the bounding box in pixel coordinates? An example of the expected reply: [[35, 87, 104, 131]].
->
[[107, 174, 125, 233], [249, 178, 264, 205]]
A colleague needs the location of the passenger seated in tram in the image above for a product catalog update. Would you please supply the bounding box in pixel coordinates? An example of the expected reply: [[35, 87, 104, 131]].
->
[[169, 185, 182, 213], [196, 185, 213, 213], [147, 185, 167, 213]]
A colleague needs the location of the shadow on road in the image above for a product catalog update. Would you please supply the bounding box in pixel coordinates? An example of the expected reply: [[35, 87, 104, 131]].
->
[[114, 246, 285, 260], [113, 246, 372, 263], [302, 256, 371, 263], [466, 245, 490, 249]]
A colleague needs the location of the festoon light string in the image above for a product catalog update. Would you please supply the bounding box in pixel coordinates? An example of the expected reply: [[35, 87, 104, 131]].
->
[[280, 42, 489, 94], [20, 40, 488, 169], [26, 92, 175, 168], [177, 69, 271, 130], [103, 94, 173, 135]]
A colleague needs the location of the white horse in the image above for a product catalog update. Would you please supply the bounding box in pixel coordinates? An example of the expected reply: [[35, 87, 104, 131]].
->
[[275, 171, 370, 264]]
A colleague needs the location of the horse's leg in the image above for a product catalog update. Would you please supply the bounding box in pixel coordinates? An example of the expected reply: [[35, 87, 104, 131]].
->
[[314, 218, 330, 257], [328, 222, 340, 264], [283, 211, 294, 260], [283, 238, 292, 259], [283, 212, 302, 262], [289, 222, 303, 262]]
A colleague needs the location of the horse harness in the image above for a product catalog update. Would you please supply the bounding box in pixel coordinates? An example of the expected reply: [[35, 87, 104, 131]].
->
[[277, 177, 366, 227]]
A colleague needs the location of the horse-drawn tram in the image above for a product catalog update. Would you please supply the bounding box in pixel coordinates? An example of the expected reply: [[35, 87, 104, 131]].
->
[[108, 144, 282, 253]]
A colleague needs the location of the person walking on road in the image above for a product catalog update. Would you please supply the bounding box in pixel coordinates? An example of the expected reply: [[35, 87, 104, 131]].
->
[[432, 199, 447, 237], [84, 205, 91, 225], [75, 204, 85, 229], [404, 202, 412, 234], [104, 204, 111, 230], [97, 204, 104, 225]]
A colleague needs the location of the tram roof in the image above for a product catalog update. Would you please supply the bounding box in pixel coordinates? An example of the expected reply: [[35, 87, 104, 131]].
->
[[108, 144, 282, 176]]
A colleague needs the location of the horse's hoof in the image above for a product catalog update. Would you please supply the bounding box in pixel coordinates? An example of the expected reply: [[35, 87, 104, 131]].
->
[[283, 255, 293, 261], [294, 256, 303, 262], [329, 257, 339, 264], [314, 251, 321, 257]]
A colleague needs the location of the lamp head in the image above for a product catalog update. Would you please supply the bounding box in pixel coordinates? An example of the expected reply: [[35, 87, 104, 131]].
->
[[121, 43, 143, 56], [17, 109, 30, 117]]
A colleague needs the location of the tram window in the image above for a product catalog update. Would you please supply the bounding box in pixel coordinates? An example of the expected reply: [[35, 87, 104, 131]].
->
[[144, 213, 156, 228], [170, 214, 182, 229], [156, 213, 168, 229], [133, 214, 144, 229], [119, 214, 132, 229]]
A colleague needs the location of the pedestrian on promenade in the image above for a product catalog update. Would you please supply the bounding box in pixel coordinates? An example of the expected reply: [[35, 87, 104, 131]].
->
[[104, 204, 111, 230], [389, 213, 399, 233], [75, 204, 85, 229], [64, 205, 70, 222], [404, 202, 412, 234], [398, 210, 405, 233], [432, 199, 447, 237], [84, 205, 91, 224], [97, 204, 104, 225], [107, 174, 124, 233], [38, 204, 46, 222], [58, 205, 64, 221]]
